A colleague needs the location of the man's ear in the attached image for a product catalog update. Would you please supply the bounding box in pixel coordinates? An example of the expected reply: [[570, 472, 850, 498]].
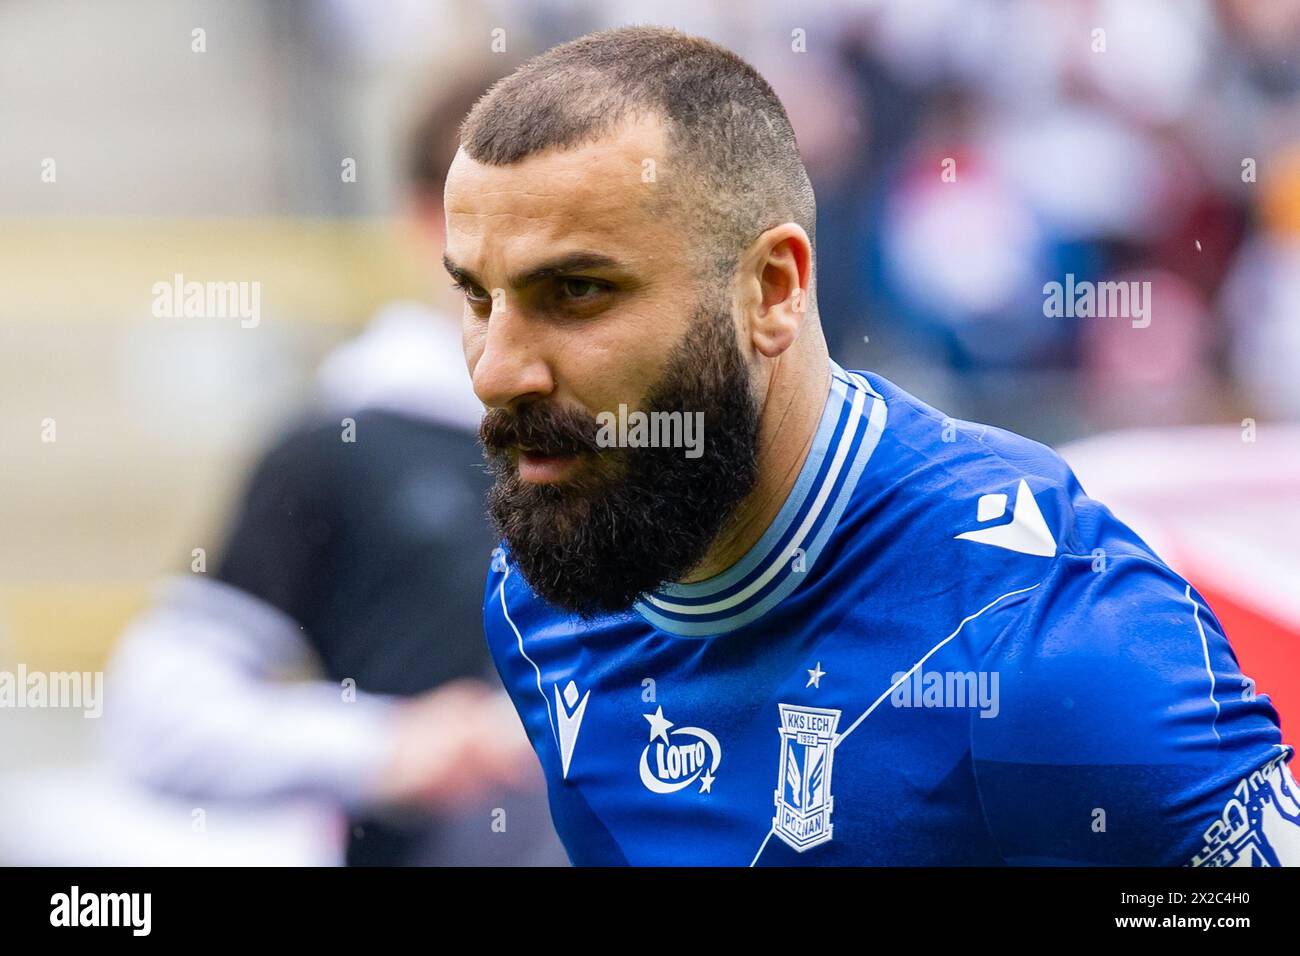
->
[[741, 223, 813, 359]]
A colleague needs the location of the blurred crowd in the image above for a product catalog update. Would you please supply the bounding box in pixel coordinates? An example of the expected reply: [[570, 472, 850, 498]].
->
[[300, 0, 1300, 440]]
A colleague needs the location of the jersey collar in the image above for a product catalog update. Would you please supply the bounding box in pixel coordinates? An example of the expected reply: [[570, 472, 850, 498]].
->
[[633, 360, 887, 637]]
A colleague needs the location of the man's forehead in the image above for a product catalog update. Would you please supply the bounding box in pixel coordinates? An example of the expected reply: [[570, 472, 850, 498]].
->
[[445, 113, 670, 244]]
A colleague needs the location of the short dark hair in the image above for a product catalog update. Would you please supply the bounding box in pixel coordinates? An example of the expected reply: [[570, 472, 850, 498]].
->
[[458, 26, 817, 296]]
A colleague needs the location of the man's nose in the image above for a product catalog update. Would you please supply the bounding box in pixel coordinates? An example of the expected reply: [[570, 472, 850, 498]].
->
[[470, 305, 555, 410]]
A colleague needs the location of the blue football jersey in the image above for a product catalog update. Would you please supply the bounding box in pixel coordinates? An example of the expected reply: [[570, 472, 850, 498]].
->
[[483, 361, 1300, 866]]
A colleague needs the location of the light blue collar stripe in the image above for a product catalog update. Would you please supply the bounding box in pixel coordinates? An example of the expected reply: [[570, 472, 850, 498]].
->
[[637, 389, 882, 633], [643, 377, 856, 608], [635, 363, 888, 636], [638, 361, 860, 611], [645, 369, 853, 603], [635, 382, 887, 637], [639, 383, 867, 617]]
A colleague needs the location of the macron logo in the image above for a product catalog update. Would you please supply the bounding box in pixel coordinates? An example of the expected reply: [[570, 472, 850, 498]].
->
[[554, 680, 590, 779], [955, 478, 1056, 557]]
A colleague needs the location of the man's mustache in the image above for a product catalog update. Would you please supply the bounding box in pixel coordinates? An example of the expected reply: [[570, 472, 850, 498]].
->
[[479, 402, 603, 457]]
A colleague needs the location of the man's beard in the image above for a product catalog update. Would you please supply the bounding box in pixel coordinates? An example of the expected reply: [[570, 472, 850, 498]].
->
[[479, 302, 761, 618]]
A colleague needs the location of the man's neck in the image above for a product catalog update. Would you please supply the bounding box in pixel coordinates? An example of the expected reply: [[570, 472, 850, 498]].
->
[[681, 342, 831, 583]]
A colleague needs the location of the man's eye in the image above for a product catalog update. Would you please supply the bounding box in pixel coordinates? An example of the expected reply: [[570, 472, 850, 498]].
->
[[559, 278, 605, 299], [452, 281, 491, 304]]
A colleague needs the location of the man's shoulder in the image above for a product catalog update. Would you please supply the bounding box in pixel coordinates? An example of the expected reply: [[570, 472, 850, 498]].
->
[[855, 371, 1087, 530], [835, 371, 1156, 596], [967, 548, 1292, 864]]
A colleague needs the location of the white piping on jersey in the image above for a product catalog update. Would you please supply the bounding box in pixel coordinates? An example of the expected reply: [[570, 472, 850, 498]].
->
[[498, 566, 559, 752], [747, 581, 1041, 866], [641, 384, 869, 616], [848, 371, 883, 397], [1187, 583, 1223, 747], [834, 583, 1042, 749]]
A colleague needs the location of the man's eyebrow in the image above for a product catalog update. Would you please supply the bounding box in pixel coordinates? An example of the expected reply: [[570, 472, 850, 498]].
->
[[442, 251, 628, 290]]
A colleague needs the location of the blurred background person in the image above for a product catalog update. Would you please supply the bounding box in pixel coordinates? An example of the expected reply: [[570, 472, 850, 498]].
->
[[100, 71, 570, 866]]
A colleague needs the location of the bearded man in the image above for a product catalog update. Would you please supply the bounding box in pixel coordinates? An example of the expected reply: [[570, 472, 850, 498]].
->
[[441, 26, 1298, 866]]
